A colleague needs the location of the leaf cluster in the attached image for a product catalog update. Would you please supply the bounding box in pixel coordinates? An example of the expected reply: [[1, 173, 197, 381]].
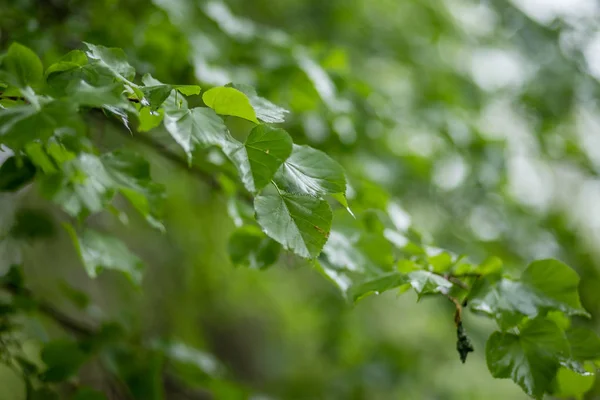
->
[[0, 41, 598, 399]]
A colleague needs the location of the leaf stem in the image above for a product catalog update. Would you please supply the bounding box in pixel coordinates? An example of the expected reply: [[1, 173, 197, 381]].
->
[[271, 180, 283, 195]]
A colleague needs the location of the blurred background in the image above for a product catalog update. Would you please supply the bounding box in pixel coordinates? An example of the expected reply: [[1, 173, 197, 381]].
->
[[1, 0, 600, 398]]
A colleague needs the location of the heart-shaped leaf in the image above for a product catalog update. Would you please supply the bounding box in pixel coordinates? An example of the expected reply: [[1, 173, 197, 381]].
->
[[486, 318, 569, 399], [227, 83, 288, 123], [3, 42, 43, 87], [470, 259, 589, 329], [65, 226, 144, 285], [274, 144, 346, 198], [163, 93, 232, 161], [254, 185, 332, 258], [202, 86, 258, 123], [225, 125, 292, 192]]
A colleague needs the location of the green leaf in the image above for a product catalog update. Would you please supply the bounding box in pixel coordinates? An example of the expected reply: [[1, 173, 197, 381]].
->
[[46, 139, 76, 164], [0, 100, 82, 149], [407, 270, 453, 299], [68, 80, 131, 109], [470, 259, 589, 329], [454, 256, 503, 277], [314, 260, 354, 294], [65, 226, 144, 285], [486, 318, 569, 399], [227, 225, 281, 269], [163, 93, 232, 161], [83, 42, 135, 82], [140, 75, 200, 105], [141, 85, 173, 109], [553, 364, 595, 399], [0, 156, 36, 192], [224, 125, 292, 192], [349, 272, 408, 302], [141, 73, 162, 87], [39, 153, 115, 218], [40, 150, 163, 226], [254, 185, 332, 258], [44, 50, 88, 78], [44, 58, 118, 97], [322, 210, 394, 274], [174, 85, 201, 96], [102, 150, 165, 230], [227, 83, 288, 123], [202, 86, 258, 123], [274, 144, 346, 198], [331, 192, 353, 216], [25, 142, 57, 173], [0, 105, 39, 145], [158, 341, 223, 379], [138, 108, 164, 132], [40, 340, 88, 382], [427, 250, 456, 273], [521, 260, 588, 315], [2, 42, 43, 87], [294, 49, 342, 112], [566, 328, 600, 361], [226, 196, 255, 227], [111, 349, 164, 400]]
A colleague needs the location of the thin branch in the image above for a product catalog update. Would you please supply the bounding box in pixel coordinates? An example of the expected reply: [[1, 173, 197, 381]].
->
[[2, 282, 95, 336], [120, 128, 221, 191], [446, 276, 469, 290], [431, 271, 470, 291], [1, 92, 253, 202], [442, 290, 474, 363], [0, 93, 140, 103], [442, 292, 463, 326], [91, 108, 256, 202], [37, 301, 96, 336], [0, 94, 237, 398]]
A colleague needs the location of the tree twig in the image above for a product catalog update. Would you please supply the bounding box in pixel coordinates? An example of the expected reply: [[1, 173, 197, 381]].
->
[[118, 128, 221, 191], [1, 91, 254, 202], [431, 271, 470, 291], [442, 291, 474, 363], [442, 292, 463, 326], [2, 282, 95, 336]]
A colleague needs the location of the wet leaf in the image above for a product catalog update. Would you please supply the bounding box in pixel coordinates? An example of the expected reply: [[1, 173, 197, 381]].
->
[[255, 185, 332, 258]]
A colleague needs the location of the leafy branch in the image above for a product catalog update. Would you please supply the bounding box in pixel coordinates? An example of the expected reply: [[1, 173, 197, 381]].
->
[[0, 267, 214, 400], [1, 41, 599, 399]]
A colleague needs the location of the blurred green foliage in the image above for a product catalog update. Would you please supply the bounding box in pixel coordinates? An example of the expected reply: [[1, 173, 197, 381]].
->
[[1, 0, 600, 399]]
